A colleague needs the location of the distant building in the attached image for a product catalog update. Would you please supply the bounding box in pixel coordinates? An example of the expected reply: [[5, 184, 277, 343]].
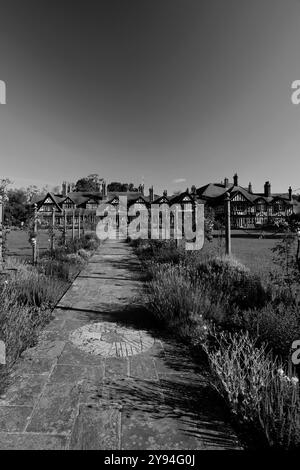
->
[[35, 174, 299, 231], [35, 183, 200, 235], [196, 173, 299, 228]]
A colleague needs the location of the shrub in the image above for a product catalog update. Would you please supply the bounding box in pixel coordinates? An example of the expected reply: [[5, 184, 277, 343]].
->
[[55, 232, 100, 256], [243, 303, 300, 359], [207, 330, 300, 449], [65, 253, 85, 265], [0, 266, 67, 392], [1, 271, 66, 309], [133, 239, 186, 265], [148, 263, 200, 323], [0, 301, 52, 369], [0, 230, 101, 393], [147, 262, 218, 341], [193, 256, 270, 312], [77, 248, 90, 261], [260, 366, 300, 448], [37, 258, 73, 281]]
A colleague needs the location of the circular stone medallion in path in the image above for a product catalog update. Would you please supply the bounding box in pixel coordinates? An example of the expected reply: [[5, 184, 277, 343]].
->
[[69, 322, 155, 358]]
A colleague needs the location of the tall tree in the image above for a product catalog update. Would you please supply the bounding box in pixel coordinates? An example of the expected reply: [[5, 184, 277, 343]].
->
[[75, 174, 103, 192], [4, 188, 30, 226], [107, 182, 138, 192], [25, 185, 40, 203], [107, 182, 124, 192], [0, 178, 12, 201]]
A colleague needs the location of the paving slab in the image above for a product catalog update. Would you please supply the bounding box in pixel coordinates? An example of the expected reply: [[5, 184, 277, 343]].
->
[[0, 239, 242, 450], [69, 403, 121, 450], [0, 432, 67, 450], [0, 406, 32, 432]]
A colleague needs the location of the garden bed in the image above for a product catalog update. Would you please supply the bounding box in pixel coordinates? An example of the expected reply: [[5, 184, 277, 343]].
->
[[0, 232, 101, 394], [131, 237, 300, 450]]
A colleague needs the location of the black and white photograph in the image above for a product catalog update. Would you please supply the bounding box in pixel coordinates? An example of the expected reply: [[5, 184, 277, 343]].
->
[[0, 0, 300, 455]]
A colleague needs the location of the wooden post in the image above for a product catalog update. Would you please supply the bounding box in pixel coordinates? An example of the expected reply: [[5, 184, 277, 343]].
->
[[225, 192, 231, 256], [32, 203, 38, 265], [51, 207, 55, 254], [78, 209, 81, 238], [82, 212, 85, 236], [0, 196, 3, 269], [72, 209, 75, 241], [296, 229, 300, 273], [63, 209, 67, 246], [34, 203, 38, 234], [31, 237, 37, 265]]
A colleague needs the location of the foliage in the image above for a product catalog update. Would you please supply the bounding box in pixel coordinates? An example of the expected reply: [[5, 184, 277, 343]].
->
[[0, 229, 100, 388], [74, 174, 103, 192], [242, 303, 300, 359], [0, 258, 69, 389], [206, 330, 300, 449], [138, 239, 300, 449], [271, 227, 300, 300], [53, 232, 100, 259], [107, 181, 138, 192], [4, 188, 30, 226], [0, 178, 12, 200]]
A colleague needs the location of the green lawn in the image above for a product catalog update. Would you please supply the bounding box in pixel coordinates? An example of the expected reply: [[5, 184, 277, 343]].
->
[[6, 230, 51, 259], [6, 229, 85, 259], [202, 236, 281, 279], [5, 229, 288, 279], [231, 238, 278, 276]]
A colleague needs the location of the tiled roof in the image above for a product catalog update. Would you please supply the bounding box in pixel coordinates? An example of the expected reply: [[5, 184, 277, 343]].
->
[[196, 183, 293, 205], [293, 200, 300, 214], [36, 192, 64, 211], [67, 192, 102, 205], [197, 183, 229, 199]]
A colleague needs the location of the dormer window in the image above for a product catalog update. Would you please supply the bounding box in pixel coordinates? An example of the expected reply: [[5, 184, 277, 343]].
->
[[273, 202, 283, 212], [256, 201, 266, 212]]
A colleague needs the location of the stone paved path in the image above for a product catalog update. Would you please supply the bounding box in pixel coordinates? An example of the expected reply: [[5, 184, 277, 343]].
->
[[0, 240, 242, 450]]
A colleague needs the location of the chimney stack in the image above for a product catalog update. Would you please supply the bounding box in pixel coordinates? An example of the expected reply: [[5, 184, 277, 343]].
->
[[138, 183, 144, 195], [224, 177, 229, 188], [102, 181, 107, 199], [62, 181, 67, 196], [248, 182, 253, 194], [163, 189, 168, 197], [264, 181, 271, 197], [149, 186, 154, 202], [233, 173, 238, 186], [191, 185, 197, 195], [289, 186, 292, 201]]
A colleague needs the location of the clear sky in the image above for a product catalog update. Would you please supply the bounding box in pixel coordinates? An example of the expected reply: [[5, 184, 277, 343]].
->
[[1, 0, 300, 195]]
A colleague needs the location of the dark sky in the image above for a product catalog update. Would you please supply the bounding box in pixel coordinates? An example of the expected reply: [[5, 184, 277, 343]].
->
[[1, 0, 300, 194]]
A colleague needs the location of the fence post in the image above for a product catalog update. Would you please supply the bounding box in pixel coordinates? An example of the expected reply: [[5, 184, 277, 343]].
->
[[72, 209, 75, 241], [63, 209, 67, 246], [0, 196, 3, 269], [32, 203, 38, 265], [50, 207, 55, 255], [78, 209, 81, 239], [225, 192, 231, 256], [296, 229, 300, 273], [82, 212, 85, 235]]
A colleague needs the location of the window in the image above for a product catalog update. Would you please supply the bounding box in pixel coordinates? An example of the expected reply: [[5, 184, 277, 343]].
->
[[273, 202, 283, 213], [41, 204, 53, 212], [234, 202, 244, 212], [256, 203, 266, 212], [86, 203, 97, 210], [63, 203, 73, 210]]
